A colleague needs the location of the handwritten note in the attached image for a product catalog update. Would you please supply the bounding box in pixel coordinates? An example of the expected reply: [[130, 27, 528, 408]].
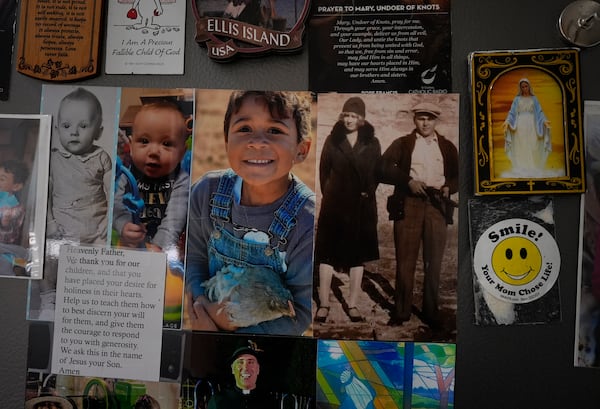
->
[[51, 245, 165, 381]]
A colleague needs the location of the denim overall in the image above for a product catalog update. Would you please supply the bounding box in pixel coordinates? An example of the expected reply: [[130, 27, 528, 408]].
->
[[207, 170, 312, 278]]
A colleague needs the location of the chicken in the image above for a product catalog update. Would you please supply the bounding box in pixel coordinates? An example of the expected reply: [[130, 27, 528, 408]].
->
[[202, 265, 296, 328]]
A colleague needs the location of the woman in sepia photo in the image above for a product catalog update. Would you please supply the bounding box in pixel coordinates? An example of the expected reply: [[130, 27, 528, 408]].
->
[[314, 96, 381, 323]]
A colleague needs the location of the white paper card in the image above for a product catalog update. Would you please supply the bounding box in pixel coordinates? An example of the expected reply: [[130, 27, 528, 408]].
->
[[105, 0, 185, 74], [51, 245, 166, 381]]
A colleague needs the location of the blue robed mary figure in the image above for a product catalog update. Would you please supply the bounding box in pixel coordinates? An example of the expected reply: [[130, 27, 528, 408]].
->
[[502, 78, 552, 178]]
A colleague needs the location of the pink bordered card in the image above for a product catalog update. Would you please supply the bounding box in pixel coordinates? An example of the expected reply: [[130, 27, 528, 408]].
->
[[105, 0, 186, 74]]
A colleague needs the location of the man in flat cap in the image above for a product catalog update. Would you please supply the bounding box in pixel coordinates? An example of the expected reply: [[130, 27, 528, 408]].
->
[[208, 340, 278, 409], [379, 101, 458, 329]]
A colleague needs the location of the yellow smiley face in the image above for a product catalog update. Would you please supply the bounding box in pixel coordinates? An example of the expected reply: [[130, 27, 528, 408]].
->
[[491, 237, 542, 285]]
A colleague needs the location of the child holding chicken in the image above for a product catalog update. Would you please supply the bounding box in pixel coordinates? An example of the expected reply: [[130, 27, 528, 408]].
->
[[185, 91, 314, 336]]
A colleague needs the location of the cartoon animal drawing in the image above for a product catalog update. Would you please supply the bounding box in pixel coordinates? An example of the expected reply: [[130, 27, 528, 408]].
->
[[129, 0, 163, 30]]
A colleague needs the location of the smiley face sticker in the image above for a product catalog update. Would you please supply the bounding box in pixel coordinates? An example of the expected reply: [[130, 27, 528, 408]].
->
[[492, 236, 542, 286], [473, 218, 560, 303]]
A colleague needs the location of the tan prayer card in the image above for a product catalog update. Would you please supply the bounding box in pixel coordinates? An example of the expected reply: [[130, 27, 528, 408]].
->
[[16, 0, 104, 81]]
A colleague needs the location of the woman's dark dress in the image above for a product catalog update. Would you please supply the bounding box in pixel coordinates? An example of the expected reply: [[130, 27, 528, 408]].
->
[[314, 121, 381, 270]]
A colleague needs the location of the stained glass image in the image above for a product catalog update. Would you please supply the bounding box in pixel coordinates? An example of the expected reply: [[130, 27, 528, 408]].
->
[[317, 340, 455, 409]]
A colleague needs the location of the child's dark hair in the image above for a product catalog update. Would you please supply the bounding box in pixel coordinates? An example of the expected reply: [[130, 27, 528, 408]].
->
[[59, 87, 103, 125], [0, 160, 29, 185], [134, 394, 160, 409], [223, 91, 311, 143], [136, 100, 188, 140]]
